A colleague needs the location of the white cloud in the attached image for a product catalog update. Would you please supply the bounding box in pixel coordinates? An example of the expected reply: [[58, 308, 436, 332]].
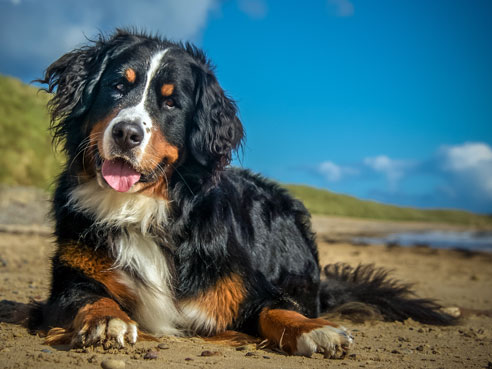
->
[[364, 155, 413, 191], [306, 143, 492, 212], [326, 0, 354, 17], [0, 0, 219, 75], [318, 161, 358, 182], [309, 144, 492, 212], [440, 142, 492, 171], [238, 0, 268, 19], [319, 161, 342, 181], [439, 142, 492, 199]]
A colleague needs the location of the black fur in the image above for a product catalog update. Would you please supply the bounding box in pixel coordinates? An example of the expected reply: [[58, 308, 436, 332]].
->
[[321, 263, 455, 325], [29, 29, 454, 342], [190, 61, 243, 172]]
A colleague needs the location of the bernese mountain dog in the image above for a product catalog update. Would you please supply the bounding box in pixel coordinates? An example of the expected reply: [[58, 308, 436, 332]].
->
[[29, 30, 453, 358]]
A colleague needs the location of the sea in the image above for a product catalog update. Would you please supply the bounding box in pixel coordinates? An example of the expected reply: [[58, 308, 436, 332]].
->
[[354, 230, 492, 252]]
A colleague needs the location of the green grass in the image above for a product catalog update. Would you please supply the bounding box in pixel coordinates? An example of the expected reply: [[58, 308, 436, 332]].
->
[[0, 74, 63, 190], [285, 184, 492, 227], [1, 73, 490, 226]]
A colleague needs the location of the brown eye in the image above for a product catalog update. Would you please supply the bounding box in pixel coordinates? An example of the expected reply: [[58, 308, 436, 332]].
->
[[164, 98, 175, 108], [115, 83, 126, 92]]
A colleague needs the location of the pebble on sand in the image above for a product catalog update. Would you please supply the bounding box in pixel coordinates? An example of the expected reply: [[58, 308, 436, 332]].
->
[[100, 359, 125, 369], [200, 350, 220, 357], [144, 351, 159, 360]]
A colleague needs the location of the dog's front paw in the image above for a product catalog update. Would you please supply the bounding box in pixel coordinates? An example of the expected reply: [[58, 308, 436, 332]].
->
[[295, 325, 353, 358], [71, 315, 138, 348], [259, 308, 354, 358], [70, 298, 137, 348]]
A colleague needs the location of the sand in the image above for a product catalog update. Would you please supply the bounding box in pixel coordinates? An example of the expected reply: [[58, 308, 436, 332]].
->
[[1, 197, 491, 368]]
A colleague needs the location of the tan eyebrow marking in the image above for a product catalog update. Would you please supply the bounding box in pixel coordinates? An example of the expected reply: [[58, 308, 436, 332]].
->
[[161, 83, 174, 97], [125, 68, 136, 83]]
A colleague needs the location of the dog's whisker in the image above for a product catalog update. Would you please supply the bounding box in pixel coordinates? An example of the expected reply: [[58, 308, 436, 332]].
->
[[169, 164, 195, 197], [68, 134, 101, 171]]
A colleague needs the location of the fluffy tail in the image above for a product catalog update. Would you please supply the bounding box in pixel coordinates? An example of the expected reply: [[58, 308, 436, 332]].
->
[[319, 263, 456, 325]]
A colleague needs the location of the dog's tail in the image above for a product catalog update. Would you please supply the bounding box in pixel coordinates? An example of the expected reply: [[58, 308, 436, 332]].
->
[[319, 263, 456, 325]]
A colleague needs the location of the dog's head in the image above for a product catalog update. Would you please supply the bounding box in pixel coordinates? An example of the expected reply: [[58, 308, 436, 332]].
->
[[42, 30, 243, 195]]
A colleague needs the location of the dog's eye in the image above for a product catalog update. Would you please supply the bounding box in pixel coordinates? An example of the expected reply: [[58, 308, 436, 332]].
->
[[164, 98, 175, 108], [114, 83, 126, 93]]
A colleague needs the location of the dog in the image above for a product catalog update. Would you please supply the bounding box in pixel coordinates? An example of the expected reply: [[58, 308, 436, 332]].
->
[[28, 30, 454, 358]]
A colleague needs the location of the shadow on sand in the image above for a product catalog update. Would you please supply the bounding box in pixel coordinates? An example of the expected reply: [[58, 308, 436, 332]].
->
[[0, 299, 31, 325]]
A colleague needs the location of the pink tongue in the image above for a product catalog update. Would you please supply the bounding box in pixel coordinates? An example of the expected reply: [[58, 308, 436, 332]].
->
[[102, 158, 141, 192]]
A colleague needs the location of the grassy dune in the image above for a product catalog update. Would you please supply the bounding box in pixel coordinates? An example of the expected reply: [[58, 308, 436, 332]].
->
[[0, 73, 490, 226], [285, 184, 492, 227], [0, 75, 63, 190]]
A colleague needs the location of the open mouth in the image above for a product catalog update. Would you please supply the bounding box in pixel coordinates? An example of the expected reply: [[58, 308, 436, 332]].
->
[[95, 153, 152, 192], [101, 157, 141, 192]]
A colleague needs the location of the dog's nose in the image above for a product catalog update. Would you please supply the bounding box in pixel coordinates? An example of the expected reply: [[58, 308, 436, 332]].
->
[[112, 121, 144, 150]]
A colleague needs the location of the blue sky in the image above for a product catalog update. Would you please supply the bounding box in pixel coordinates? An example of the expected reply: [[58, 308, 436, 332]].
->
[[1, 0, 491, 213]]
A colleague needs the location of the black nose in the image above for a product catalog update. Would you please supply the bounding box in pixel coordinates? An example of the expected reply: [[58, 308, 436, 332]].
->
[[112, 121, 144, 150]]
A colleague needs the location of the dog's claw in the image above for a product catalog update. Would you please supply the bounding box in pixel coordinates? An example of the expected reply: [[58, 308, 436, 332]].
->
[[71, 317, 137, 348], [296, 325, 354, 358]]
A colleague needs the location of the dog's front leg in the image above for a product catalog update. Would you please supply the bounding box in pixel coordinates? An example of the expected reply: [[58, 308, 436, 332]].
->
[[35, 243, 138, 348], [258, 308, 353, 358]]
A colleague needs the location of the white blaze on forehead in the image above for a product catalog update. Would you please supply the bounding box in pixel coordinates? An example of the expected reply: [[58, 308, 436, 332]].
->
[[102, 48, 169, 160], [140, 48, 168, 108]]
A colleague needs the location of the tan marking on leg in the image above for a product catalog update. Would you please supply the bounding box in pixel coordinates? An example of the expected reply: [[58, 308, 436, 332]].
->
[[57, 244, 136, 309], [45, 298, 135, 346], [183, 274, 246, 333], [74, 298, 133, 329], [258, 308, 338, 355]]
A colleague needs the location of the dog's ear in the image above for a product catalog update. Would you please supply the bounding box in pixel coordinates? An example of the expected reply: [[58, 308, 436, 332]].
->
[[190, 63, 244, 172], [38, 38, 116, 148], [39, 31, 142, 153]]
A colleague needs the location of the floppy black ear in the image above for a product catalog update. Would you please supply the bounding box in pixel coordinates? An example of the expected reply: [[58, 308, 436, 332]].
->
[[190, 65, 244, 172], [38, 42, 108, 145], [39, 31, 143, 154]]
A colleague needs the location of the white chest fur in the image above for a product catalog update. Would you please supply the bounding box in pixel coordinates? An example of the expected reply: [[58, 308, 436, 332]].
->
[[68, 180, 184, 335], [113, 231, 183, 335]]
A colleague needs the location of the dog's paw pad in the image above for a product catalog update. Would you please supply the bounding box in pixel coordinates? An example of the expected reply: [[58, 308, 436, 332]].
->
[[295, 325, 353, 358]]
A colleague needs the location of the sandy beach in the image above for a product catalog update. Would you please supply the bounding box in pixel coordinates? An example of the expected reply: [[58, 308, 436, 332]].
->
[[0, 190, 491, 368]]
